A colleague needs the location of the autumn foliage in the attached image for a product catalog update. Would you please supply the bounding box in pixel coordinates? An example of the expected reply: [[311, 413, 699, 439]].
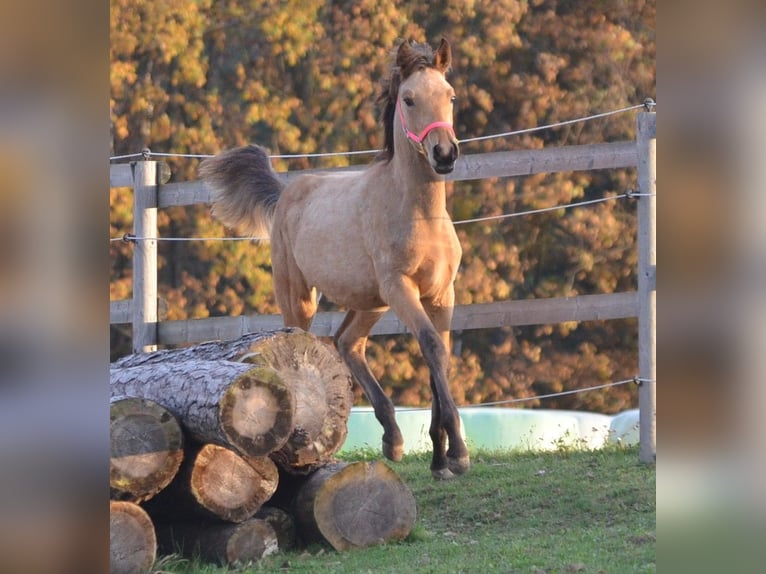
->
[[110, 0, 655, 414]]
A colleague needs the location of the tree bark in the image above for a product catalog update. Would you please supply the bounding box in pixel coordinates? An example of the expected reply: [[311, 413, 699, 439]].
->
[[110, 500, 157, 574], [292, 461, 417, 551], [145, 443, 279, 523], [113, 329, 354, 470], [156, 517, 279, 567], [110, 361, 295, 457], [110, 397, 184, 503]]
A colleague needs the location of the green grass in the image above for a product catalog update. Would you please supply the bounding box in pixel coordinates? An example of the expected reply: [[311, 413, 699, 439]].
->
[[156, 446, 655, 574]]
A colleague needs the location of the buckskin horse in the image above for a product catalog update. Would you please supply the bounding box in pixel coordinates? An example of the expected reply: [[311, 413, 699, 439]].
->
[[200, 39, 469, 479]]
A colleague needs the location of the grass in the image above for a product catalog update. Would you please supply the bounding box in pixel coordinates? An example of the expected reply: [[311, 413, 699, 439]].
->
[[155, 445, 655, 574]]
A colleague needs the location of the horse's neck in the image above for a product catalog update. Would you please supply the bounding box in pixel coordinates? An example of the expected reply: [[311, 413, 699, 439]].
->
[[390, 150, 448, 219]]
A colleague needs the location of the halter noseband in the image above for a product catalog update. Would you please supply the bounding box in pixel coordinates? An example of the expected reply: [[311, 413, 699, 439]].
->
[[397, 100, 458, 152]]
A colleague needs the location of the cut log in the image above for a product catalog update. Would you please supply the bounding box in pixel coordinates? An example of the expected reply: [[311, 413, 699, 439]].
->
[[145, 443, 279, 523], [110, 500, 157, 574], [254, 506, 297, 551], [110, 397, 184, 502], [156, 517, 279, 567], [292, 461, 417, 551], [113, 329, 354, 470], [113, 328, 330, 367], [111, 361, 295, 458]]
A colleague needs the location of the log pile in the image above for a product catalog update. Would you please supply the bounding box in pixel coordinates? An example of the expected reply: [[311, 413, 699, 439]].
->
[[109, 328, 417, 571]]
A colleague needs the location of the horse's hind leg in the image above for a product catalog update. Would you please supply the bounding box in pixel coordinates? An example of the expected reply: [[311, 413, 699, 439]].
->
[[271, 234, 316, 330], [335, 309, 404, 462]]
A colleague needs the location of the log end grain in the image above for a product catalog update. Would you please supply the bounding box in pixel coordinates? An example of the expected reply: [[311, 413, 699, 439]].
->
[[222, 519, 279, 565], [157, 518, 279, 567], [255, 506, 297, 551], [295, 461, 417, 551], [110, 500, 157, 574], [219, 366, 295, 457], [238, 330, 354, 470], [110, 397, 184, 503], [191, 444, 278, 522]]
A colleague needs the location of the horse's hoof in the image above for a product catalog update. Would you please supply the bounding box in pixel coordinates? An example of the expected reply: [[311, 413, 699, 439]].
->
[[431, 467, 455, 481], [447, 455, 471, 475], [383, 441, 404, 462]]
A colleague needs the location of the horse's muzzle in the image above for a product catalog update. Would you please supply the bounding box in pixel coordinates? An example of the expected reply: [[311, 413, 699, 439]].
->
[[432, 141, 459, 174]]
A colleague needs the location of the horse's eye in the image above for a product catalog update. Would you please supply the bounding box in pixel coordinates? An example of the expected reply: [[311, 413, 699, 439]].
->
[[450, 95, 457, 104], [403, 96, 415, 107]]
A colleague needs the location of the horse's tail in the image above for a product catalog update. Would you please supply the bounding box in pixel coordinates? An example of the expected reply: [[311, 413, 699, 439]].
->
[[199, 144, 283, 239]]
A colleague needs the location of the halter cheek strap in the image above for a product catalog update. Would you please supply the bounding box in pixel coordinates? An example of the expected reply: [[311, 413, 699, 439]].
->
[[397, 101, 458, 148]]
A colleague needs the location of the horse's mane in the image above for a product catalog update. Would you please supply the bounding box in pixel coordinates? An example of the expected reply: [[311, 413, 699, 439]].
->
[[376, 40, 440, 162]]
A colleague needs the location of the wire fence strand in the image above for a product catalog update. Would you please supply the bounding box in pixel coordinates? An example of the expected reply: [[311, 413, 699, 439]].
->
[[458, 103, 646, 144], [110, 191, 648, 243], [453, 194, 629, 226], [110, 102, 647, 162], [393, 377, 647, 412], [111, 235, 266, 243]]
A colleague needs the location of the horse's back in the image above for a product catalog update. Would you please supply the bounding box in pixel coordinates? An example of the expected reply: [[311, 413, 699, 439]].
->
[[276, 171, 368, 235]]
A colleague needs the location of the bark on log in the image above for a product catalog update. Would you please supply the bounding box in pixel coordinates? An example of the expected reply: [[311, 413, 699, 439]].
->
[[110, 361, 295, 457], [113, 329, 354, 470], [110, 397, 184, 503], [113, 328, 324, 367], [292, 461, 417, 551], [110, 500, 157, 574], [156, 518, 279, 567], [144, 443, 279, 523]]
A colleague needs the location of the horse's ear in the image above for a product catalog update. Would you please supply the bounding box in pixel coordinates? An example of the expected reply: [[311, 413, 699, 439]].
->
[[396, 39, 414, 69], [434, 38, 452, 73]]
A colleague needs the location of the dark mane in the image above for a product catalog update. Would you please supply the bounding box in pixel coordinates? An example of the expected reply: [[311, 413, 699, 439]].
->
[[376, 41, 438, 162]]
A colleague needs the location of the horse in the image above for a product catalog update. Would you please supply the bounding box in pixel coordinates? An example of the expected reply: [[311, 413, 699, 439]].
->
[[200, 38, 469, 479]]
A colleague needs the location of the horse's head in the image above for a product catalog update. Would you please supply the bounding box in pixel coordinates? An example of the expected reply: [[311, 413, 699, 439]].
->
[[379, 39, 459, 175]]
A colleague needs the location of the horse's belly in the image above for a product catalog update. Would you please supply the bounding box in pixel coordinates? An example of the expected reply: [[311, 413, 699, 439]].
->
[[293, 241, 384, 310]]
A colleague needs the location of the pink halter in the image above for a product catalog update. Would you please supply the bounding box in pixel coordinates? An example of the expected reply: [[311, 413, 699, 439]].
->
[[397, 100, 457, 146]]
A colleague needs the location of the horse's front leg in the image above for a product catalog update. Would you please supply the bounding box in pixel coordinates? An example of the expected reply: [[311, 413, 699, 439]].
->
[[383, 278, 470, 477], [334, 309, 404, 462], [428, 373, 451, 479], [423, 299, 470, 477]]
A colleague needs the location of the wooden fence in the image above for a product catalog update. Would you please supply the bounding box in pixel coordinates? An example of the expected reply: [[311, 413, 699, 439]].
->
[[110, 112, 656, 462]]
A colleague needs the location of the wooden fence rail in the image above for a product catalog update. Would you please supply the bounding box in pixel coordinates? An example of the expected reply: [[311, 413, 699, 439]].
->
[[145, 141, 637, 208], [111, 292, 638, 344], [110, 113, 655, 461]]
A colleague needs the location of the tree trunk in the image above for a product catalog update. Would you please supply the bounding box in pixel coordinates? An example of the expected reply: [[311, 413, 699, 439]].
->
[[292, 461, 417, 551], [110, 500, 157, 574], [110, 361, 295, 458], [110, 397, 184, 503], [156, 518, 279, 567], [145, 443, 279, 523], [113, 329, 354, 470]]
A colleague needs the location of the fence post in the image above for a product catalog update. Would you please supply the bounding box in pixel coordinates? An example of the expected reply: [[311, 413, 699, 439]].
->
[[637, 110, 656, 463], [131, 159, 159, 353]]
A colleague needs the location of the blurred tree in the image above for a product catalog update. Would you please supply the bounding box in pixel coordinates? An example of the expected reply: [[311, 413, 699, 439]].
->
[[110, 0, 655, 414]]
